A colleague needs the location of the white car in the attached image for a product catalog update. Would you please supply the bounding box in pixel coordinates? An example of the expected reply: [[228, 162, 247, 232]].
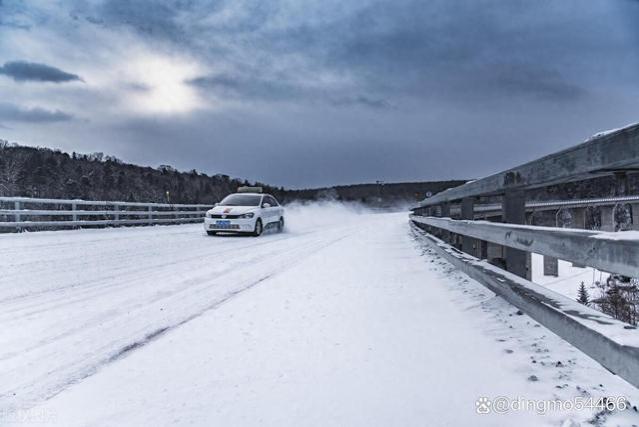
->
[[204, 189, 284, 236]]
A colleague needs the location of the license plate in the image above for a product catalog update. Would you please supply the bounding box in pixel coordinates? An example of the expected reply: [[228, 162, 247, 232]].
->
[[215, 220, 231, 228]]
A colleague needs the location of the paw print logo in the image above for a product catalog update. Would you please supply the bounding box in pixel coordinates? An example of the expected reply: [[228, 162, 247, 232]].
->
[[475, 397, 491, 414]]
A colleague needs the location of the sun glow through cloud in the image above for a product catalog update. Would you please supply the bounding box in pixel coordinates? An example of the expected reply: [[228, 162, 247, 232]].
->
[[122, 54, 204, 115]]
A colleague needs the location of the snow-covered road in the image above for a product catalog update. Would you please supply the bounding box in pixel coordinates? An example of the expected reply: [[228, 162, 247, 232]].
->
[[2, 204, 638, 426]]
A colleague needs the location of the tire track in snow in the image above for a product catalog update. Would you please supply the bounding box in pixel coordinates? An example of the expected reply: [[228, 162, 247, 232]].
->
[[0, 230, 313, 310], [0, 227, 351, 414], [0, 231, 321, 359], [0, 229, 312, 302]]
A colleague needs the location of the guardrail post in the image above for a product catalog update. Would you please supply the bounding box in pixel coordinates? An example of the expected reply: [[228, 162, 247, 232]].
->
[[14, 201, 21, 223], [548, 208, 567, 273], [600, 206, 614, 231], [114, 204, 120, 223], [572, 208, 586, 229], [14, 201, 22, 232], [461, 197, 481, 257], [633, 203, 639, 231], [479, 240, 488, 259], [440, 203, 451, 243], [487, 242, 504, 267], [440, 203, 450, 217], [543, 256, 559, 277], [503, 189, 531, 279], [71, 203, 77, 222], [484, 212, 503, 265], [614, 171, 628, 197], [571, 208, 587, 267], [147, 206, 153, 225]]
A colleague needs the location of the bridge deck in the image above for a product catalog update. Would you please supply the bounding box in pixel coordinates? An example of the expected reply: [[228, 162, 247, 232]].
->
[[1, 210, 638, 426]]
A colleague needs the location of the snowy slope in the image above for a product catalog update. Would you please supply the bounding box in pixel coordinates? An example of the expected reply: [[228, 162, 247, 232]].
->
[[1, 205, 639, 426], [532, 253, 608, 301]]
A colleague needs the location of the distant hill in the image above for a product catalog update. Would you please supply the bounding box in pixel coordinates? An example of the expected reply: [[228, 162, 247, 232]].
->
[[0, 140, 465, 205]]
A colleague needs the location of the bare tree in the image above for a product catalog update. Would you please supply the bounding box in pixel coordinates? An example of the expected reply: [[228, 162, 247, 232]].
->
[[0, 150, 25, 196]]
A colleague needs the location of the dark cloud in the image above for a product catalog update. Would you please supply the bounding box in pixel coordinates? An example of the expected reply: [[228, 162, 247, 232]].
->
[[129, 0, 601, 110], [0, 1, 31, 29], [444, 63, 589, 104], [491, 64, 586, 101], [0, 61, 82, 83], [188, 73, 298, 101], [0, 102, 73, 123], [94, 0, 183, 38], [74, 0, 618, 108], [330, 96, 392, 109], [1, 0, 639, 186], [295, 1, 597, 105], [123, 82, 152, 92], [188, 73, 392, 109], [77, 0, 223, 45]]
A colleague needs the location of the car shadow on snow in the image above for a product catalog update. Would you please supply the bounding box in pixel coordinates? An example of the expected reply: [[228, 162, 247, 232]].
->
[[204, 225, 285, 238]]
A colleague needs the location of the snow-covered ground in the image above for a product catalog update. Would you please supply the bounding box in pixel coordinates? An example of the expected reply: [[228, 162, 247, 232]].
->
[[1, 203, 638, 426], [532, 253, 608, 302]]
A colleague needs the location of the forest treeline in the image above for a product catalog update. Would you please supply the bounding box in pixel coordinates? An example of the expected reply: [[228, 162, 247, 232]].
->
[[0, 140, 464, 205], [0, 141, 283, 204]]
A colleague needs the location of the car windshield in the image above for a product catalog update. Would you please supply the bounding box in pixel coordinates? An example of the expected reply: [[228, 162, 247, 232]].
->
[[219, 194, 262, 206]]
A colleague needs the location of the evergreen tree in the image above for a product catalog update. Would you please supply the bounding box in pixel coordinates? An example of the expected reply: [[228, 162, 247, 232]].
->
[[577, 282, 589, 305]]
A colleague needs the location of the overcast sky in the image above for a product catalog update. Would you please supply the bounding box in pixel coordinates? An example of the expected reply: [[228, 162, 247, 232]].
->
[[1, 0, 638, 188]]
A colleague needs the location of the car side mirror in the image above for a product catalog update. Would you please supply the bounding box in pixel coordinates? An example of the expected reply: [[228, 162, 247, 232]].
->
[[214, 202, 219, 207], [262, 203, 271, 208]]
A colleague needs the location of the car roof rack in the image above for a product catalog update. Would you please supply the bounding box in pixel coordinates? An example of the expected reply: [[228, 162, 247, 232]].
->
[[237, 186, 263, 193]]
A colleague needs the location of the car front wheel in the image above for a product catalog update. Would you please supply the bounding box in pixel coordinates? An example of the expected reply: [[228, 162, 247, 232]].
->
[[277, 217, 284, 232], [253, 219, 263, 237]]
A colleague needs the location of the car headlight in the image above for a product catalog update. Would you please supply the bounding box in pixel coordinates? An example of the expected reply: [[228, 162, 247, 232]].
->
[[239, 212, 255, 218]]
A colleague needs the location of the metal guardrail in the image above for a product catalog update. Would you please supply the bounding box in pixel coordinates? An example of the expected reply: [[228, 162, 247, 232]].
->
[[409, 121, 639, 389], [0, 196, 212, 230], [411, 225, 639, 390], [417, 122, 639, 207], [411, 215, 639, 277], [448, 195, 639, 216]]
